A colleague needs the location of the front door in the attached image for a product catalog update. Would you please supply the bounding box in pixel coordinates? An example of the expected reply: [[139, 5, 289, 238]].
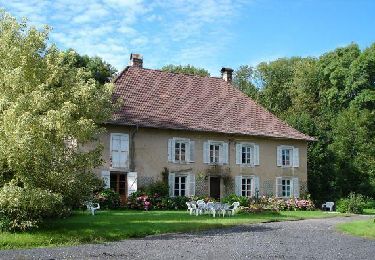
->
[[210, 177, 221, 199], [110, 172, 127, 204]]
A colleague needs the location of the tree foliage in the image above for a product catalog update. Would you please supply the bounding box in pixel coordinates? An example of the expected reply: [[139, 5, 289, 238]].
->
[[234, 43, 375, 202], [161, 64, 210, 77], [62, 49, 117, 85], [0, 11, 114, 228]]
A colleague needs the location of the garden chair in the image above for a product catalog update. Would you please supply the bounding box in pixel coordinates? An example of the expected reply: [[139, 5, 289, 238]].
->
[[206, 202, 216, 217], [321, 202, 335, 211], [197, 201, 206, 215], [226, 202, 240, 216], [86, 202, 100, 215]]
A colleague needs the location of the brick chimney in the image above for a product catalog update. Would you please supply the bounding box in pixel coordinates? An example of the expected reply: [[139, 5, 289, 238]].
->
[[130, 53, 143, 68], [221, 67, 233, 82]]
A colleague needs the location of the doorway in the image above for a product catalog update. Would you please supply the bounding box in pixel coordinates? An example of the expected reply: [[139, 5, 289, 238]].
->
[[110, 172, 127, 203], [210, 177, 221, 199]]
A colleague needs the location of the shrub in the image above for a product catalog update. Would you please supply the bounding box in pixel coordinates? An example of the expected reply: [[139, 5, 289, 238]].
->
[[0, 183, 68, 231], [222, 194, 249, 206], [143, 181, 169, 197], [336, 193, 366, 214], [94, 189, 121, 209]]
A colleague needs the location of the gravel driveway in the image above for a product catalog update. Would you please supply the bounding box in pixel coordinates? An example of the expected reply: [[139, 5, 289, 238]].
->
[[0, 215, 374, 260]]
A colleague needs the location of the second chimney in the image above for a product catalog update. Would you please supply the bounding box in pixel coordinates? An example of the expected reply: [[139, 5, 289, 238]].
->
[[130, 53, 143, 68], [221, 67, 233, 82]]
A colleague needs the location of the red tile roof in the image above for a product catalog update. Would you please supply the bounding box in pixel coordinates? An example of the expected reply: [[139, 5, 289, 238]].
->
[[110, 66, 314, 141]]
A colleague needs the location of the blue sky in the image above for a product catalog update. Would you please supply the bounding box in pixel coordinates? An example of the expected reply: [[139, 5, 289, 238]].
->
[[2, 0, 375, 76]]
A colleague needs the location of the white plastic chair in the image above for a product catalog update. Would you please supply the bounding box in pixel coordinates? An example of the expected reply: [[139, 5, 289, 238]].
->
[[206, 202, 216, 217], [226, 202, 240, 216], [322, 202, 334, 211], [86, 202, 100, 215], [197, 201, 206, 215]]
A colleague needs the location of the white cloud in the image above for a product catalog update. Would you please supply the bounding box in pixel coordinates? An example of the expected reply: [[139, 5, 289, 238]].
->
[[2, 0, 250, 73]]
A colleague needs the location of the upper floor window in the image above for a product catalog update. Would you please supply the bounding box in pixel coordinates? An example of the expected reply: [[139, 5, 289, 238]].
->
[[277, 145, 299, 167], [210, 144, 220, 163], [175, 140, 187, 162], [203, 141, 228, 164], [235, 142, 260, 166], [110, 133, 129, 168], [168, 138, 194, 163]]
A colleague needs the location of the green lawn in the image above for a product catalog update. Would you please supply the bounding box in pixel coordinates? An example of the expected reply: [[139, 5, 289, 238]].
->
[[0, 210, 340, 250], [337, 219, 375, 239]]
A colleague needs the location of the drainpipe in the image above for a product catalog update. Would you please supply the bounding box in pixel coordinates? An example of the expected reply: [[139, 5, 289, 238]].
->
[[129, 124, 139, 171]]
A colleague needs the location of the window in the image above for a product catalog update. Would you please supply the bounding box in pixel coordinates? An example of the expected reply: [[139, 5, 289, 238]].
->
[[168, 138, 194, 163], [111, 133, 129, 168], [236, 143, 259, 166], [210, 144, 220, 163], [174, 176, 187, 196], [281, 148, 292, 166], [282, 179, 291, 197], [241, 177, 252, 197], [276, 177, 299, 198], [277, 145, 298, 167], [204, 141, 228, 164], [175, 141, 187, 162], [242, 145, 252, 164]]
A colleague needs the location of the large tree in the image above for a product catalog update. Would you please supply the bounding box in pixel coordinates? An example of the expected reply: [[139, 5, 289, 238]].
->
[[161, 64, 210, 77], [233, 43, 375, 202], [0, 11, 114, 210]]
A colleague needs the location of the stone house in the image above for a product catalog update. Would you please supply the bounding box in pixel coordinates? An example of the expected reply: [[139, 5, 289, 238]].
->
[[95, 54, 314, 202]]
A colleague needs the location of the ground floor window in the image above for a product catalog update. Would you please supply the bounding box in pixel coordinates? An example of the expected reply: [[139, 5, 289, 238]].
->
[[282, 179, 291, 197], [174, 175, 187, 196], [241, 177, 252, 197], [110, 172, 126, 196]]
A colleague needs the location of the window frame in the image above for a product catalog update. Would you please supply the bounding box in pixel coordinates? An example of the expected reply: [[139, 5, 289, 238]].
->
[[279, 145, 293, 167], [174, 175, 187, 197], [241, 176, 253, 197], [174, 139, 189, 163], [281, 178, 291, 197], [241, 143, 254, 165], [209, 143, 221, 163]]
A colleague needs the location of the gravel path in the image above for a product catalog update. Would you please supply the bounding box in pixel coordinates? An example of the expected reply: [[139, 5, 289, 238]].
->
[[0, 215, 374, 260]]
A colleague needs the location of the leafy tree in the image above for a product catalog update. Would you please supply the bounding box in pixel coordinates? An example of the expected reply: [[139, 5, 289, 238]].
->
[[62, 49, 117, 85], [233, 43, 375, 202], [0, 10, 114, 214], [161, 64, 210, 77], [232, 65, 258, 100]]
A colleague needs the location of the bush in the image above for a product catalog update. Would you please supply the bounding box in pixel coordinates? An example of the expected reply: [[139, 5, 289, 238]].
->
[[142, 181, 169, 197], [222, 194, 249, 206], [0, 183, 68, 231], [94, 189, 121, 209], [336, 193, 366, 214]]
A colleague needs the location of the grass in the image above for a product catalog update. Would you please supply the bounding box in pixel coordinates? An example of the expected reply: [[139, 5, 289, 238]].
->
[[335, 208, 375, 239], [337, 219, 375, 239], [0, 210, 341, 250]]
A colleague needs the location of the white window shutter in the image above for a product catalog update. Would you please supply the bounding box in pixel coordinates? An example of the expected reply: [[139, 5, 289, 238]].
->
[[203, 141, 210, 164], [254, 144, 260, 166], [168, 139, 175, 162], [189, 141, 195, 163], [293, 147, 299, 167], [189, 173, 195, 196], [276, 146, 282, 167], [276, 177, 282, 197], [101, 171, 110, 189], [235, 176, 242, 196], [120, 134, 129, 168], [292, 177, 300, 198], [221, 142, 229, 164], [235, 143, 242, 165], [111, 135, 120, 168], [253, 176, 260, 197], [168, 172, 175, 197], [127, 172, 137, 196]]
